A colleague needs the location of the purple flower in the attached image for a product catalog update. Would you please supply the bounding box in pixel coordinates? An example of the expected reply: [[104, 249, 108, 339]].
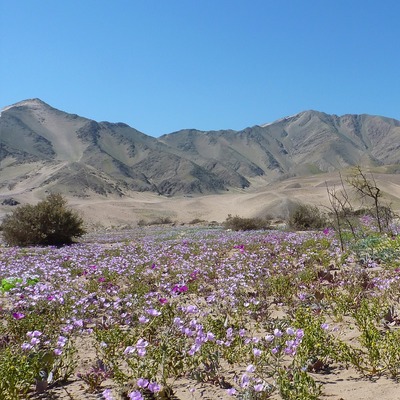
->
[[137, 378, 149, 388], [253, 348, 262, 357], [57, 336, 68, 347], [27, 330, 42, 338], [227, 388, 237, 396], [265, 334, 274, 342], [136, 338, 149, 357], [138, 315, 149, 324], [148, 382, 161, 393], [296, 329, 304, 339], [102, 388, 114, 400], [273, 328, 282, 337], [286, 327, 295, 335], [240, 374, 250, 388], [30, 337, 41, 346], [246, 364, 255, 373], [12, 312, 25, 320], [271, 347, 279, 355], [146, 308, 161, 317], [254, 383, 264, 392], [54, 348, 63, 356], [21, 342, 33, 351], [124, 346, 135, 356], [185, 305, 198, 313], [206, 332, 215, 341], [128, 391, 143, 400]]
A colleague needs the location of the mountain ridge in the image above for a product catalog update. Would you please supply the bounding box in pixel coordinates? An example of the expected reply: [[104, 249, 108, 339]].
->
[[1, 98, 399, 198]]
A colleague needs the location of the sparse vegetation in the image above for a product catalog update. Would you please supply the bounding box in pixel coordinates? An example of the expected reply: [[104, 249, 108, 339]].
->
[[0, 193, 85, 246]]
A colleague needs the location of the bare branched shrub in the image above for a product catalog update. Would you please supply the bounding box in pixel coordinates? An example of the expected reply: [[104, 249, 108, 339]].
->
[[347, 166, 395, 233], [326, 174, 359, 250], [1, 193, 85, 246]]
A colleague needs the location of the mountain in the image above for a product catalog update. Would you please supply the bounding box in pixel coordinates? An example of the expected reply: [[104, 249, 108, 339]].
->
[[0, 98, 399, 199]]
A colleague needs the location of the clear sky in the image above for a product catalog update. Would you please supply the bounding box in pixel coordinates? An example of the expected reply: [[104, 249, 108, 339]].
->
[[1, 1, 399, 137]]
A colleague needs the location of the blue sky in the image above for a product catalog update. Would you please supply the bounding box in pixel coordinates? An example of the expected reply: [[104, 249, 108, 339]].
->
[[1, 1, 399, 137]]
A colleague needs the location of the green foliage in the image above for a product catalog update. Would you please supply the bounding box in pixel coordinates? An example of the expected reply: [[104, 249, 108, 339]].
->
[[288, 203, 327, 231], [1, 277, 39, 293], [277, 368, 322, 400], [0, 193, 85, 246], [224, 214, 271, 231]]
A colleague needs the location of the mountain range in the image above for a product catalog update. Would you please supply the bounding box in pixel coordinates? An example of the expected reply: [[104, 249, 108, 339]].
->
[[1, 98, 399, 199]]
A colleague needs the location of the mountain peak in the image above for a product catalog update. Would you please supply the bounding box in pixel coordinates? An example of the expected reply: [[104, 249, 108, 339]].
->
[[1, 98, 52, 112]]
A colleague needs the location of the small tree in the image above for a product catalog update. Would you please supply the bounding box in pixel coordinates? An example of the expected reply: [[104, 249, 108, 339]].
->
[[1, 193, 85, 246]]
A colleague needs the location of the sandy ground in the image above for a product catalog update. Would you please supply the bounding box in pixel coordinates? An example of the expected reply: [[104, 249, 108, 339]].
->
[[69, 172, 400, 229], [1, 169, 400, 229]]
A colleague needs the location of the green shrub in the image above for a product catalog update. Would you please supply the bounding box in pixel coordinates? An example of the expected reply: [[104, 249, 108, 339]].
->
[[0, 193, 85, 246], [288, 203, 327, 231], [223, 214, 271, 231]]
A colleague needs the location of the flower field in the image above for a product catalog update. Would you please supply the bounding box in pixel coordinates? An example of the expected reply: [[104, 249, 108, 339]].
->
[[1, 225, 400, 399]]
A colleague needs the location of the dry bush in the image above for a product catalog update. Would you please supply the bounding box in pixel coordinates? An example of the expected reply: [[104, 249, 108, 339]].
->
[[224, 214, 271, 231], [288, 203, 327, 231], [0, 193, 85, 246]]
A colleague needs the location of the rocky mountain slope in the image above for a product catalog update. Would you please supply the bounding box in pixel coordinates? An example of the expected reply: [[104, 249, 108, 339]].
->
[[0, 98, 399, 198]]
